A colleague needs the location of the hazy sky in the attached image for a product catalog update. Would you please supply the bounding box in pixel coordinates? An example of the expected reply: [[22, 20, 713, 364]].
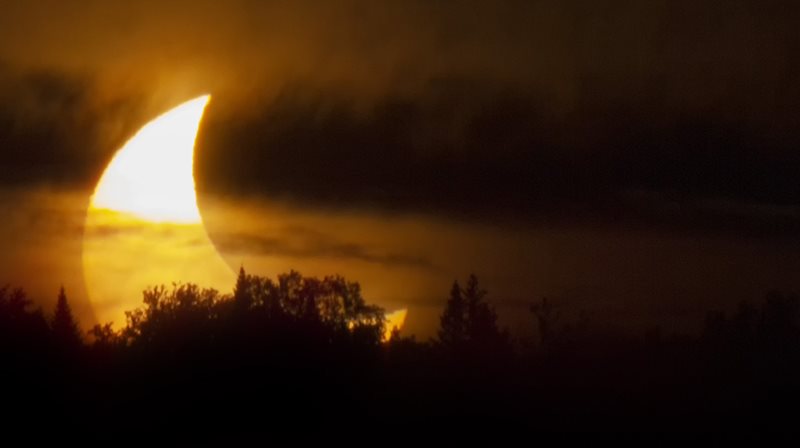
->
[[1, 1, 799, 338]]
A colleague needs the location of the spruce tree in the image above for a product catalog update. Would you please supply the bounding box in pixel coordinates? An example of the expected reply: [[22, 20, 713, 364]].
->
[[51, 286, 82, 348], [463, 274, 504, 350], [438, 281, 466, 349], [233, 266, 252, 309]]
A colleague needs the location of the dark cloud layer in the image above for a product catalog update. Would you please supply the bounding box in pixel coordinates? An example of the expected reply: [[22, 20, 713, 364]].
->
[[196, 79, 800, 237], [0, 1, 798, 237], [217, 225, 438, 271], [0, 67, 150, 188]]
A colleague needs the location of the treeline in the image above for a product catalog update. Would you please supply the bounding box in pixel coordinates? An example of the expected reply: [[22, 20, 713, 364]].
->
[[2, 269, 800, 434], [92, 268, 387, 352]]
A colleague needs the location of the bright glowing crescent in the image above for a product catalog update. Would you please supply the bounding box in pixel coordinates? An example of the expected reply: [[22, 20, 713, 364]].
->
[[83, 95, 234, 328]]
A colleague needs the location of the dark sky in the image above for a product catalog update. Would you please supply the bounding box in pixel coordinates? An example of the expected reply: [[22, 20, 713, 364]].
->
[[1, 0, 800, 337]]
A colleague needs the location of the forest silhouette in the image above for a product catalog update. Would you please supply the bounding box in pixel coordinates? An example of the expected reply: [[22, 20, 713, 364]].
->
[[2, 268, 799, 434]]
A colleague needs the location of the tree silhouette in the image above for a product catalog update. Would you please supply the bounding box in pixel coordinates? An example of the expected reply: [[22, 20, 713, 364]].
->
[[115, 270, 387, 353], [463, 274, 504, 346], [438, 280, 467, 349], [51, 286, 81, 349], [88, 323, 119, 349], [438, 275, 508, 355], [233, 265, 253, 310], [0, 286, 49, 359], [8, 267, 800, 432], [530, 297, 559, 346], [122, 283, 222, 350]]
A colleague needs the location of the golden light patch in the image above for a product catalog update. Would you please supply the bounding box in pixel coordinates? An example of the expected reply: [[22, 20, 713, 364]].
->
[[384, 308, 408, 341]]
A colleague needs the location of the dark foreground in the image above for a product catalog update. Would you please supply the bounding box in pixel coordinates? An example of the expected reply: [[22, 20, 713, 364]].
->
[[3, 272, 800, 436]]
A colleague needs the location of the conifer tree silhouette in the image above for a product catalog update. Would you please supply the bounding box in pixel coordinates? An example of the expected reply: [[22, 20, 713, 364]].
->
[[51, 286, 82, 349], [233, 266, 253, 310], [439, 275, 508, 355], [438, 280, 467, 349], [463, 274, 501, 344]]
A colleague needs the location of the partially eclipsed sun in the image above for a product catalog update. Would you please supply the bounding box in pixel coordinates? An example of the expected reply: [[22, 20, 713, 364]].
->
[[90, 95, 209, 223], [83, 95, 234, 328], [83, 95, 407, 340]]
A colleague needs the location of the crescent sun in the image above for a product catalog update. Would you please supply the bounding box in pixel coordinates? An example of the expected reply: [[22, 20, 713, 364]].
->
[[82, 95, 234, 328]]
